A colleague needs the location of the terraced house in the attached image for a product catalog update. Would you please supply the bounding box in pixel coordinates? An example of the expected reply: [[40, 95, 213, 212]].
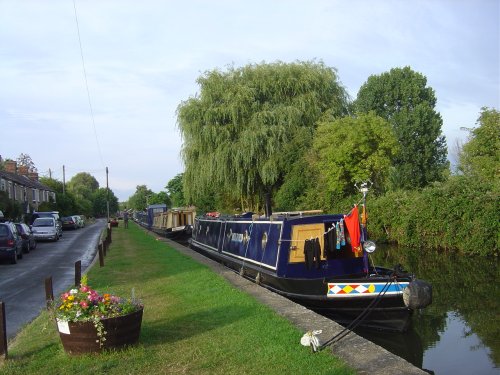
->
[[0, 160, 56, 214]]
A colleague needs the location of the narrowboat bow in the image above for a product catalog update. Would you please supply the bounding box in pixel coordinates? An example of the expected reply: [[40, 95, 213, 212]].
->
[[190, 207, 432, 331]]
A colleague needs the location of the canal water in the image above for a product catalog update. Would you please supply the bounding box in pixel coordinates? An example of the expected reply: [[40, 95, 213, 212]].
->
[[356, 245, 499, 375]]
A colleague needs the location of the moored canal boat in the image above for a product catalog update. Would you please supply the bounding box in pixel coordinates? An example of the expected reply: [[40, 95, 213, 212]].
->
[[151, 206, 196, 241], [134, 205, 196, 242], [190, 204, 432, 331]]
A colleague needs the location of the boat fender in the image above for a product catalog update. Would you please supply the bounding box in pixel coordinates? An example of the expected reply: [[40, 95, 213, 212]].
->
[[403, 279, 432, 309]]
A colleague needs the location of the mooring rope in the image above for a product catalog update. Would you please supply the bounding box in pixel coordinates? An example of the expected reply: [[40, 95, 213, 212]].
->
[[302, 276, 395, 352]]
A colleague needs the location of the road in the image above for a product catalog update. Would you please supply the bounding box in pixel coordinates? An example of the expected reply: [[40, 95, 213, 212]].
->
[[0, 218, 107, 340]]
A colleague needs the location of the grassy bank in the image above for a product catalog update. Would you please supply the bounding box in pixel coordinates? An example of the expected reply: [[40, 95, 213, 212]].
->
[[1, 222, 354, 375]]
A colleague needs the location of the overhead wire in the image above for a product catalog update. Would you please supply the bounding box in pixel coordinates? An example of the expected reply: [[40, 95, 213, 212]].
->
[[72, 0, 105, 168]]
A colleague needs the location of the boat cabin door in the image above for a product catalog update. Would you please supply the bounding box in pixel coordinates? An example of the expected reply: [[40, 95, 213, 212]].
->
[[288, 223, 325, 263]]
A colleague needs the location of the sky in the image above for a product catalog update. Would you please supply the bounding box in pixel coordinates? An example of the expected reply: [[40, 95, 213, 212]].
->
[[0, 1, 498, 202]]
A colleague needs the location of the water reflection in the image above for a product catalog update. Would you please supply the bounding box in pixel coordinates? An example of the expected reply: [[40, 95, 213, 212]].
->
[[367, 245, 500, 374]]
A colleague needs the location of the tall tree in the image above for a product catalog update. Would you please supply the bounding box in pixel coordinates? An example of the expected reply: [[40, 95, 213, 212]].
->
[[178, 60, 350, 211], [92, 188, 119, 217], [16, 153, 37, 172], [67, 172, 99, 201], [355, 66, 448, 189], [127, 185, 154, 210], [459, 107, 500, 182], [40, 177, 78, 216], [166, 174, 186, 207], [305, 113, 398, 208], [147, 191, 171, 207]]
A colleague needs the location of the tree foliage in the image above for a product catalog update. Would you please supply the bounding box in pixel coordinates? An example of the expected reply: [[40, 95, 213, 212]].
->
[[355, 66, 448, 189], [177, 60, 350, 211], [459, 107, 500, 183], [40, 177, 78, 216], [16, 153, 37, 172], [166, 174, 186, 207], [147, 191, 171, 207], [67, 172, 100, 201], [127, 185, 154, 210], [304, 113, 398, 209], [92, 188, 119, 217]]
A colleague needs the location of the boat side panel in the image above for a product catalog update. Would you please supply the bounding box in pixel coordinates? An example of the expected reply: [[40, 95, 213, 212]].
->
[[220, 221, 282, 269], [193, 219, 224, 251]]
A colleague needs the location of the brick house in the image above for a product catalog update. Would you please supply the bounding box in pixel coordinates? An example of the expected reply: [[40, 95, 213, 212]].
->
[[0, 160, 56, 214]]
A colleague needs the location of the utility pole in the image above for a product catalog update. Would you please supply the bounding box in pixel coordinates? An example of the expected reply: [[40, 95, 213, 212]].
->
[[106, 167, 110, 222], [62, 165, 66, 194]]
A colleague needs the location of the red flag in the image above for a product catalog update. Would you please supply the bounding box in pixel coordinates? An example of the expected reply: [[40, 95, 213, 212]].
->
[[344, 205, 361, 254]]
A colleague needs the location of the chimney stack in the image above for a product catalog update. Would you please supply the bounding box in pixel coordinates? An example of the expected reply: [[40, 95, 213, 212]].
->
[[18, 165, 29, 176], [28, 172, 39, 181], [5, 160, 17, 173]]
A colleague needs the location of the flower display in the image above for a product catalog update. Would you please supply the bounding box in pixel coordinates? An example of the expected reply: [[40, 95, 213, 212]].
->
[[54, 275, 143, 347], [56, 277, 141, 323]]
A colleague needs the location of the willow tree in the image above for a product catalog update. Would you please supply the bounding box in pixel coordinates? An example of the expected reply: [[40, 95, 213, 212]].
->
[[177, 61, 349, 212]]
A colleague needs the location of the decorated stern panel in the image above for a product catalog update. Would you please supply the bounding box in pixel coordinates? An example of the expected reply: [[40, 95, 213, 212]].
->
[[327, 282, 410, 298]]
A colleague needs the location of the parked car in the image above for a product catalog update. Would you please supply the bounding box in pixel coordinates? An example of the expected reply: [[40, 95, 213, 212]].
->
[[32, 211, 62, 237], [74, 215, 85, 228], [15, 223, 37, 253], [0, 222, 23, 264], [31, 217, 60, 241], [61, 216, 79, 230]]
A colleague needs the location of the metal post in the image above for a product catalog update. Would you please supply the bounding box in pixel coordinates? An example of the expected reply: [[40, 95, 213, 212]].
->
[[45, 277, 54, 309], [75, 260, 81, 287], [0, 301, 7, 359]]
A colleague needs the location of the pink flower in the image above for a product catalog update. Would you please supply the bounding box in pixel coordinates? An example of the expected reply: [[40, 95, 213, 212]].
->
[[79, 301, 88, 309]]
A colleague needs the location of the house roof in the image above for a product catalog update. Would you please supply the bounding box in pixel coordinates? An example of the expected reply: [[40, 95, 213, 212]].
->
[[0, 170, 55, 192]]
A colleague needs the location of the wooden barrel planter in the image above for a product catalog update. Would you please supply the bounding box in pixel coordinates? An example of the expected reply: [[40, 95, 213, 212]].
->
[[57, 307, 143, 355]]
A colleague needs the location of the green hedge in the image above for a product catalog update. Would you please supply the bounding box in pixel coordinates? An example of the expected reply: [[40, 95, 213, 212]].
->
[[367, 176, 499, 256]]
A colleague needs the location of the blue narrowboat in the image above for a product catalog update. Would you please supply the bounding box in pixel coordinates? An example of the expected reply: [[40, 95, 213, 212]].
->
[[190, 207, 432, 331]]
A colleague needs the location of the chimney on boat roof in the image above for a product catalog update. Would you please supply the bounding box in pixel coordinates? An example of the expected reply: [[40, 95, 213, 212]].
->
[[264, 192, 272, 218]]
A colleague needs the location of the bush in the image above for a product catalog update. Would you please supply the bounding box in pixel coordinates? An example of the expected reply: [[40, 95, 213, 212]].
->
[[368, 176, 498, 256]]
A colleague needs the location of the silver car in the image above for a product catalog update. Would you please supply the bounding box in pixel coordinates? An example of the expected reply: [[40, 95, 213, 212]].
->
[[31, 217, 60, 241]]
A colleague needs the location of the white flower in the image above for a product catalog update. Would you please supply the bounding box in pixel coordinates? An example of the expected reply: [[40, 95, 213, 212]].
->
[[70, 289, 78, 295]]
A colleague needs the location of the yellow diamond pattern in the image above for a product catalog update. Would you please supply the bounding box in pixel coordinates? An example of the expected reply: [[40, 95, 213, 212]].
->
[[343, 285, 354, 293]]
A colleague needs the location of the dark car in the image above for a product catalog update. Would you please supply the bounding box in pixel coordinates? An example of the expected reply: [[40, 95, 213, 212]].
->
[[61, 216, 79, 230], [15, 223, 37, 253], [0, 222, 23, 264]]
